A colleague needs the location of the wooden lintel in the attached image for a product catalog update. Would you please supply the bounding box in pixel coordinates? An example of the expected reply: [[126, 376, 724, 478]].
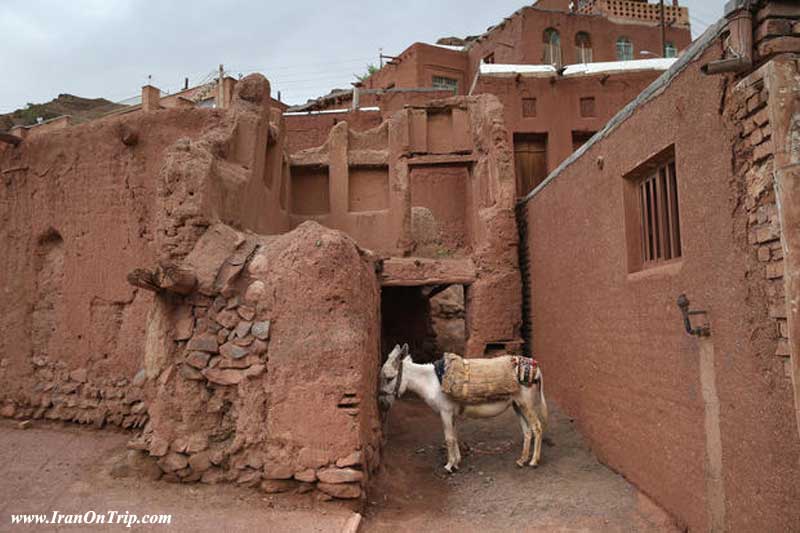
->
[[380, 257, 477, 287]]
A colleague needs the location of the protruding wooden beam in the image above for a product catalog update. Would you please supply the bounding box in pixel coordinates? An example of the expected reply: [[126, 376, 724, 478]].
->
[[0, 132, 23, 146], [127, 261, 197, 295]]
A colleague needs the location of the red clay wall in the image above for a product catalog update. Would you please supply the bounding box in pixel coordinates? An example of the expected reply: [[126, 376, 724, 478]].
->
[[0, 108, 221, 427], [520, 36, 800, 533], [0, 74, 289, 428], [284, 110, 382, 154], [289, 96, 523, 356]]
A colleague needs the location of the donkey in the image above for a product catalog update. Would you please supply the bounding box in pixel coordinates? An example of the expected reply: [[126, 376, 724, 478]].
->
[[379, 344, 548, 472]]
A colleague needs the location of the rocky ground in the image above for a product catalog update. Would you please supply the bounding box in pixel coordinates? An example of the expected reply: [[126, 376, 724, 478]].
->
[[0, 400, 677, 532]]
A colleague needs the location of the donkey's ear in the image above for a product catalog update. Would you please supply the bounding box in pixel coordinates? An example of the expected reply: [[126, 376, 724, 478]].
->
[[402, 343, 409, 354]]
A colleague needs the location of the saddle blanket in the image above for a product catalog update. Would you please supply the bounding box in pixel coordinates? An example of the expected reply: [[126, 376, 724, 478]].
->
[[433, 354, 539, 386]]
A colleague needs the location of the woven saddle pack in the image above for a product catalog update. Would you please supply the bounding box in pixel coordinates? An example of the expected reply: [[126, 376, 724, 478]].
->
[[440, 353, 539, 404]]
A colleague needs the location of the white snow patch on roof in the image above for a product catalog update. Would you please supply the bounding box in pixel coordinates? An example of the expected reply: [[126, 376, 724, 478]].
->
[[426, 43, 465, 52], [283, 107, 380, 116], [480, 63, 556, 75], [480, 58, 677, 78], [563, 58, 677, 76]]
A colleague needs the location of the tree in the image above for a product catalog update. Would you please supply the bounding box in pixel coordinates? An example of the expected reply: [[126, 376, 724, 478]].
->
[[355, 64, 379, 82]]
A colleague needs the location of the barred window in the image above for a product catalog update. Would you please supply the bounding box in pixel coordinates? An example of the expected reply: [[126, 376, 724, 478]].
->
[[432, 76, 458, 93], [637, 160, 681, 266]]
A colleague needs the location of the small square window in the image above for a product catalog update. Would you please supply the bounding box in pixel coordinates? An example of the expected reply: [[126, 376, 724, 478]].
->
[[580, 97, 596, 117], [522, 97, 537, 118]]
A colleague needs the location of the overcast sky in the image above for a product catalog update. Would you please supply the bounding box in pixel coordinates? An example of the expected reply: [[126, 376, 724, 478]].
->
[[0, 1, 725, 112]]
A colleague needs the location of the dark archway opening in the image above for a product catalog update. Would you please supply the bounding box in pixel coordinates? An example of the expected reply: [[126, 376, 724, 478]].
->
[[380, 285, 465, 364]]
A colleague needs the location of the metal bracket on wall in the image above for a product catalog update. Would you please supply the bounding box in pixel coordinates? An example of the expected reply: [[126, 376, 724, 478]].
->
[[677, 294, 711, 337]]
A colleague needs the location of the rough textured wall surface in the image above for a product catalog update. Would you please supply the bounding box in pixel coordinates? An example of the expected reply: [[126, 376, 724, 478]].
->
[[520, 32, 800, 533], [0, 74, 289, 429], [290, 96, 522, 357], [0, 107, 222, 427], [136, 221, 381, 499]]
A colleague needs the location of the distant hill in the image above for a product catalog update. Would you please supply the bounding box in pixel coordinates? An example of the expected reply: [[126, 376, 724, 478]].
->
[[0, 94, 124, 131]]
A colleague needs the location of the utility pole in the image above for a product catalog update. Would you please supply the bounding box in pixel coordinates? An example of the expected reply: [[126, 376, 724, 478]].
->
[[660, 0, 667, 57]]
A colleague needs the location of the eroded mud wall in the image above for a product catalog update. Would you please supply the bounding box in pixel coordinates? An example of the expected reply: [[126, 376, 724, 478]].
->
[[136, 222, 381, 499], [0, 74, 288, 429]]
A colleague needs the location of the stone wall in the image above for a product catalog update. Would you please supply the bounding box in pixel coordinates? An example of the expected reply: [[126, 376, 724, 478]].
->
[[134, 222, 381, 500]]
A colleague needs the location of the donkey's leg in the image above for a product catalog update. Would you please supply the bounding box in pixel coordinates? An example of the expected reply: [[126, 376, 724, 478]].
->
[[512, 401, 533, 467], [520, 394, 544, 467], [453, 421, 462, 469], [440, 410, 459, 473]]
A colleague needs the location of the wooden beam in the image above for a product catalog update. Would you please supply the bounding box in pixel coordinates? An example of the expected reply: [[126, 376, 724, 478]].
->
[[379, 257, 477, 287], [0, 132, 23, 146], [127, 261, 197, 295]]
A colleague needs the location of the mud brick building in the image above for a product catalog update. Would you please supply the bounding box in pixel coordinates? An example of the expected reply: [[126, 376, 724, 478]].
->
[[290, 0, 693, 197], [0, 0, 799, 530]]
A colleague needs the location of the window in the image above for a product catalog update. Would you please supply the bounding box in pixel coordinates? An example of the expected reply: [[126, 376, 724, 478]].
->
[[616, 37, 634, 61], [575, 32, 593, 63], [484, 52, 495, 64], [432, 75, 458, 93], [626, 156, 682, 270], [572, 131, 596, 152], [579, 97, 596, 117], [664, 42, 677, 58], [522, 97, 537, 118], [543, 28, 562, 67]]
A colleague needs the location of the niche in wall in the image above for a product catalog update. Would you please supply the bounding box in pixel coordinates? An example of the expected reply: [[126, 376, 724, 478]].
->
[[290, 165, 330, 215], [348, 165, 389, 212]]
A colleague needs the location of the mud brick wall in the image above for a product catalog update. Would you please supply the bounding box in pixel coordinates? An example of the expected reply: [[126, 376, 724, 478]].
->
[[730, 67, 792, 376], [0, 74, 289, 430], [519, 21, 800, 532], [289, 96, 523, 357], [136, 222, 381, 500]]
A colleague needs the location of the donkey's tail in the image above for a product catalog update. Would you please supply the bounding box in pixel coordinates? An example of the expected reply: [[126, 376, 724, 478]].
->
[[536, 367, 548, 432]]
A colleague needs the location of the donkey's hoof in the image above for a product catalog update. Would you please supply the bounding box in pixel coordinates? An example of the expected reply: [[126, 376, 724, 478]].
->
[[528, 461, 540, 468], [515, 459, 526, 468], [444, 465, 454, 474]]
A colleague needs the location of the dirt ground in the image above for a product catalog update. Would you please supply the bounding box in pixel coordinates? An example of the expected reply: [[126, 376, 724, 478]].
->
[[0, 420, 355, 532], [362, 398, 679, 532], [0, 399, 677, 532]]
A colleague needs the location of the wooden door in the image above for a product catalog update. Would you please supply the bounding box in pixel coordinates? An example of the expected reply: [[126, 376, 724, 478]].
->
[[514, 133, 548, 197]]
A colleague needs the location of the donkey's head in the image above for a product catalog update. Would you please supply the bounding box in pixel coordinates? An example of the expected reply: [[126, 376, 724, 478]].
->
[[378, 343, 409, 411]]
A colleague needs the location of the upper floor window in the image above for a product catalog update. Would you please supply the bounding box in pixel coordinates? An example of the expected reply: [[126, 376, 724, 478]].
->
[[664, 42, 677, 58], [575, 32, 593, 63], [484, 52, 495, 64], [616, 37, 634, 61], [432, 75, 458, 93], [543, 28, 562, 67]]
